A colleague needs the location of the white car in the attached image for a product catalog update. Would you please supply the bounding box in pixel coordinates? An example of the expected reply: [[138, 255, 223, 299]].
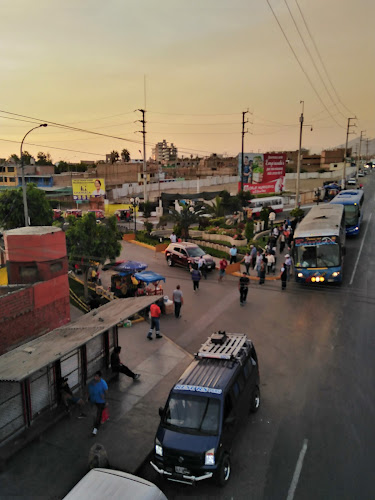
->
[[347, 179, 357, 186], [358, 171, 365, 177]]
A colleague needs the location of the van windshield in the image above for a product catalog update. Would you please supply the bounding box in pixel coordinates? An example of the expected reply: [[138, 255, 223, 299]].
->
[[163, 394, 220, 435]]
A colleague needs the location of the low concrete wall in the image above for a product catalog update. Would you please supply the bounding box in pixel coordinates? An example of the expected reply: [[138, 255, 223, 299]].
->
[[200, 233, 247, 247]]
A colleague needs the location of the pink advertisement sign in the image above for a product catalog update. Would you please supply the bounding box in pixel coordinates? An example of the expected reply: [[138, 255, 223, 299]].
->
[[238, 152, 286, 193]]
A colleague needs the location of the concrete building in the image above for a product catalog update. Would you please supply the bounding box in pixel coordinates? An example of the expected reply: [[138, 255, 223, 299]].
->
[[0, 163, 54, 189], [321, 148, 351, 166], [152, 140, 178, 164]]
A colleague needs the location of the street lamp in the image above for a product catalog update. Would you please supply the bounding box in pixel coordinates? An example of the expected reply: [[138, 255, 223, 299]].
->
[[20, 124, 48, 226], [130, 196, 140, 232]]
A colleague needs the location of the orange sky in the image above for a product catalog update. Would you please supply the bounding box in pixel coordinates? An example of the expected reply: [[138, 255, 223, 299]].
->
[[1, 0, 374, 163]]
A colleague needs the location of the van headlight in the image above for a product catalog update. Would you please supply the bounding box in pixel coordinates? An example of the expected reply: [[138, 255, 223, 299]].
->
[[297, 272, 303, 278], [205, 448, 215, 465], [332, 272, 340, 277], [155, 438, 163, 457]]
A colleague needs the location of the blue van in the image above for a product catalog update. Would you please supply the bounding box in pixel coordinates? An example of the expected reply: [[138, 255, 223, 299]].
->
[[150, 331, 260, 486]]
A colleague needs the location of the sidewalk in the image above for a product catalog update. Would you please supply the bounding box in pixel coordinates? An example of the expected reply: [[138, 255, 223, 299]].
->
[[0, 321, 193, 498]]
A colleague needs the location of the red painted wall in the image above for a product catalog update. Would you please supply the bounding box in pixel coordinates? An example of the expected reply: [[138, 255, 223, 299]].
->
[[5, 229, 67, 263], [0, 275, 70, 355]]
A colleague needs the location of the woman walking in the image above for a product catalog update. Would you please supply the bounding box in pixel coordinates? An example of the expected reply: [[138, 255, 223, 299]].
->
[[241, 252, 251, 275], [191, 265, 202, 291], [259, 256, 266, 285]]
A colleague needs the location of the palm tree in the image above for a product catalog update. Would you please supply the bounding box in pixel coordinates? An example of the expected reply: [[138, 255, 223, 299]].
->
[[110, 151, 119, 164], [121, 149, 130, 162], [205, 196, 224, 217], [167, 203, 206, 240]]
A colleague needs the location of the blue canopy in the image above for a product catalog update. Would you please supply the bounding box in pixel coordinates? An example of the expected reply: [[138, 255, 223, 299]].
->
[[114, 261, 148, 273], [134, 270, 166, 284]]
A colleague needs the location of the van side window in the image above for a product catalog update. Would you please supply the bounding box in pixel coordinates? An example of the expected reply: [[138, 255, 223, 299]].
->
[[244, 359, 253, 379], [237, 372, 245, 392], [224, 395, 233, 420], [232, 382, 240, 400]]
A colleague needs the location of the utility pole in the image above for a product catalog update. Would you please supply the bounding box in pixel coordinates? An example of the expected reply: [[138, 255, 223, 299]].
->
[[366, 138, 369, 160], [342, 117, 356, 189], [295, 101, 304, 209], [137, 109, 147, 203], [357, 130, 365, 178], [240, 110, 249, 192]]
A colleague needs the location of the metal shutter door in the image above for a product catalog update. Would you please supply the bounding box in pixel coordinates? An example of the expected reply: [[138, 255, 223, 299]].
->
[[86, 335, 104, 378], [0, 382, 25, 444], [29, 368, 51, 418], [61, 350, 80, 391]]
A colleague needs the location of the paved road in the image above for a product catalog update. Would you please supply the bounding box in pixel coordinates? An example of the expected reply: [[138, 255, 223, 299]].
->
[[126, 176, 375, 499]]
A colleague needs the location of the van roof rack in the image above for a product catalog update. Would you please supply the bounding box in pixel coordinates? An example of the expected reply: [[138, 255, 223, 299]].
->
[[197, 332, 249, 361]]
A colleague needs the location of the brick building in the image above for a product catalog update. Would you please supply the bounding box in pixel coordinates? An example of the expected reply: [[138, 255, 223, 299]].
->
[[0, 227, 70, 355]]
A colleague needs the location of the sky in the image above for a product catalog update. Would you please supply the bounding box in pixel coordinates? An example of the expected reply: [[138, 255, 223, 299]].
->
[[1, 0, 374, 163]]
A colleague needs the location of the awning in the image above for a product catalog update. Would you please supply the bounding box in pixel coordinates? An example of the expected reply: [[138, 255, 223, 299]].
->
[[0, 295, 158, 382], [134, 271, 166, 284]]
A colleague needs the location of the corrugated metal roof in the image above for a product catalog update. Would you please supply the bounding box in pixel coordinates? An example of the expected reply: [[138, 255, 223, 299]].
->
[[0, 295, 158, 382]]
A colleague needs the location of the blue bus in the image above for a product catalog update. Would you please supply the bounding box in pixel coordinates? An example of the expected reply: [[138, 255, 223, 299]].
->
[[330, 189, 364, 236], [293, 204, 346, 284]]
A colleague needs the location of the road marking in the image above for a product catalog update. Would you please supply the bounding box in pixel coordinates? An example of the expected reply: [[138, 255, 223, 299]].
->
[[349, 213, 372, 285], [286, 439, 308, 500]]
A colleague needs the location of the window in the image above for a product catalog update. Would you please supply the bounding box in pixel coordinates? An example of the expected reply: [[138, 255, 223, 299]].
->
[[244, 359, 253, 379], [0, 177, 3, 182], [9, 177, 16, 182], [7, 166, 15, 172], [50, 261, 63, 273], [180, 249, 187, 256], [19, 265, 38, 280], [224, 394, 233, 420], [232, 382, 240, 400]]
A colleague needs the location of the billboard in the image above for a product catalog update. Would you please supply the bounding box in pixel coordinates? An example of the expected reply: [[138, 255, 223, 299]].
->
[[72, 178, 106, 201], [238, 152, 286, 194]]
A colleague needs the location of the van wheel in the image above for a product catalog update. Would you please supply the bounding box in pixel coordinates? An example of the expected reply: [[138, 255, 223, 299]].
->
[[215, 454, 231, 487], [250, 386, 260, 413], [167, 256, 174, 267]]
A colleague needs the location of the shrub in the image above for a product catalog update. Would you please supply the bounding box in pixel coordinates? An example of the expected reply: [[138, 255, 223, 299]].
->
[[245, 220, 254, 241], [290, 207, 305, 219], [144, 221, 153, 234], [209, 217, 225, 227]]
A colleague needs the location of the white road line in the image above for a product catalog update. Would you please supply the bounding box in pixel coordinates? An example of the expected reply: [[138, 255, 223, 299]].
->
[[349, 213, 372, 285], [286, 439, 308, 500]]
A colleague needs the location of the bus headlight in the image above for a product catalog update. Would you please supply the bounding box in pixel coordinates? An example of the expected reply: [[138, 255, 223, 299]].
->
[[311, 277, 316, 282], [297, 272, 303, 278], [332, 272, 340, 277], [155, 438, 163, 457], [205, 448, 215, 465]]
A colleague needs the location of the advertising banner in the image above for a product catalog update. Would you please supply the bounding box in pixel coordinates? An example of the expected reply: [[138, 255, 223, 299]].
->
[[238, 152, 286, 194], [72, 178, 106, 201]]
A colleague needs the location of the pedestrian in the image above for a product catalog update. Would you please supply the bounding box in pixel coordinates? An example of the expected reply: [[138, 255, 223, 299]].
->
[[191, 265, 202, 292], [280, 264, 287, 290], [110, 346, 140, 380], [59, 377, 87, 418], [170, 232, 177, 243], [218, 257, 228, 282], [272, 226, 280, 239], [285, 254, 293, 281], [238, 272, 250, 306], [250, 244, 257, 269], [229, 245, 238, 264], [255, 250, 263, 277], [241, 252, 251, 274], [279, 231, 286, 254], [259, 256, 266, 285], [147, 302, 162, 340], [266, 252, 275, 274], [88, 371, 108, 436], [172, 284, 183, 318], [198, 255, 207, 279]]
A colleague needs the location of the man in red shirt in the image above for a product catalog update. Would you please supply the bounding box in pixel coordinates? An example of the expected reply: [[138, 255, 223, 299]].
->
[[218, 257, 228, 282], [147, 302, 162, 340]]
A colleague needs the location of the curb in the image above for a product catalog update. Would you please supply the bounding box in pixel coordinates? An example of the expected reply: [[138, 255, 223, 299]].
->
[[128, 240, 156, 251]]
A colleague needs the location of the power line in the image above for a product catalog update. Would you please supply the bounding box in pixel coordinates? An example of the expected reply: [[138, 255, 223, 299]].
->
[[149, 110, 242, 117], [294, 0, 356, 117], [265, 0, 345, 129], [284, 0, 346, 120], [0, 138, 105, 157]]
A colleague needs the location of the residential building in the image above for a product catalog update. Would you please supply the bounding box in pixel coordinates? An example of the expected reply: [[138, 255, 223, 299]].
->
[[152, 140, 178, 164]]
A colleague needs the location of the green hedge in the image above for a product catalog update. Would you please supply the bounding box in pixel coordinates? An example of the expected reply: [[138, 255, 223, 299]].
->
[[135, 231, 169, 246]]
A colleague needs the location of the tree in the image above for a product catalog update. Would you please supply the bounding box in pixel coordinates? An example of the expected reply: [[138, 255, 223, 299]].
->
[[21, 151, 33, 165], [65, 213, 122, 299], [36, 152, 53, 165], [205, 196, 224, 217], [110, 151, 119, 164], [121, 149, 130, 162], [0, 184, 53, 230], [7, 154, 19, 164], [165, 203, 206, 240]]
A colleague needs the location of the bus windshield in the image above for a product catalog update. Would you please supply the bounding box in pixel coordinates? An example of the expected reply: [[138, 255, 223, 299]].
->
[[163, 394, 220, 435], [296, 244, 340, 268], [344, 205, 359, 226]]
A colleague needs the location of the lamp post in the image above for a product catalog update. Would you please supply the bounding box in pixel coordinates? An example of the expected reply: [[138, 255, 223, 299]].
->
[[20, 124, 48, 226], [130, 196, 140, 233]]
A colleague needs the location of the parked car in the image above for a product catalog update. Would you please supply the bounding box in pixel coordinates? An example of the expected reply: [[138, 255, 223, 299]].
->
[[165, 242, 216, 271], [151, 331, 260, 487], [347, 178, 357, 186], [63, 468, 167, 500], [358, 171, 365, 177]]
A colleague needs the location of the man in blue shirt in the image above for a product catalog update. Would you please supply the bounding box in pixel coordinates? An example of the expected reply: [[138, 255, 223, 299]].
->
[[88, 371, 108, 436], [229, 245, 238, 264]]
